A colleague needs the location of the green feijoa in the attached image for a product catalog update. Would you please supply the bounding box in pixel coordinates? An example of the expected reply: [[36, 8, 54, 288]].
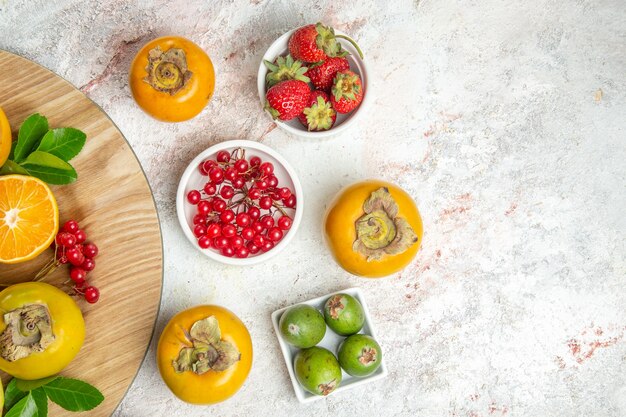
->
[[338, 334, 382, 377], [294, 346, 342, 396], [323, 293, 365, 335], [279, 304, 326, 348]]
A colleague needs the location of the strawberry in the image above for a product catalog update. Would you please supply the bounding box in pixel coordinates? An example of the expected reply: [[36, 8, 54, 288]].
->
[[263, 54, 310, 88], [288, 22, 363, 63], [298, 90, 337, 131], [264, 80, 311, 121], [306, 57, 350, 91], [330, 70, 363, 114]]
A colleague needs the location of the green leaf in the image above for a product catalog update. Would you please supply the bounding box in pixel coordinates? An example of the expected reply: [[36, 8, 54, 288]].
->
[[0, 160, 30, 175], [15, 376, 59, 392], [42, 377, 104, 412], [14, 113, 48, 163], [36, 128, 86, 162], [5, 392, 38, 417], [31, 389, 48, 417], [4, 379, 28, 411], [20, 151, 77, 185]]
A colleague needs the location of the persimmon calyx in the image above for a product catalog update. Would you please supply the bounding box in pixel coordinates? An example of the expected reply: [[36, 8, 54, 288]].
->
[[172, 316, 240, 375], [0, 304, 55, 362], [144, 46, 193, 95], [353, 187, 418, 261]]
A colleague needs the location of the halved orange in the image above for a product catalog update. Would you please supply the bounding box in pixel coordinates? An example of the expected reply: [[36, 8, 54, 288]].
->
[[0, 107, 11, 167], [0, 174, 59, 264]]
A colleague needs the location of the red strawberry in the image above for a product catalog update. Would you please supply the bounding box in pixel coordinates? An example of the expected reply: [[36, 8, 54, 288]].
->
[[298, 90, 337, 131], [306, 57, 350, 91], [263, 54, 310, 88], [288, 22, 363, 63], [330, 70, 363, 114], [265, 80, 311, 121]]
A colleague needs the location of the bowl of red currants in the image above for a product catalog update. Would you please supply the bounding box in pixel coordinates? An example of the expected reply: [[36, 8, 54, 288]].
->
[[176, 140, 303, 265]]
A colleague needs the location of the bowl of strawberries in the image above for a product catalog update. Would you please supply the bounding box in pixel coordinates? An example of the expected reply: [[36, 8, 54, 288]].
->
[[257, 22, 369, 138]]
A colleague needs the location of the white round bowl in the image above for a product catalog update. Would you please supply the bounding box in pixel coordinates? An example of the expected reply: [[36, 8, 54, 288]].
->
[[257, 28, 370, 139], [176, 140, 303, 266]]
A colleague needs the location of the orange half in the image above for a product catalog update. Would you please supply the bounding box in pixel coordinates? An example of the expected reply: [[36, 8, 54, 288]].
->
[[0, 175, 59, 264]]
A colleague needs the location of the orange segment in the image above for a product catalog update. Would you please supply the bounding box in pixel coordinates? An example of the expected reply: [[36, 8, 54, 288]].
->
[[0, 174, 59, 264]]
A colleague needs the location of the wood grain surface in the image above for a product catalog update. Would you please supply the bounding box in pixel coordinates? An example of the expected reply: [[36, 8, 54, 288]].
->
[[0, 50, 163, 416]]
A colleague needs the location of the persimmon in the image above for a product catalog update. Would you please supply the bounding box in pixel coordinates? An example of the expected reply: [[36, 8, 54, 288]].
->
[[129, 36, 215, 122], [0, 107, 11, 167], [157, 305, 252, 404], [324, 180, 423, 278]]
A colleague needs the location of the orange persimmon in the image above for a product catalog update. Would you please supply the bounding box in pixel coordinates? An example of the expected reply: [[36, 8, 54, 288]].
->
[[129, 36, 215, 122], [157, 305, 252, 405], [324, 180, 423, 278]]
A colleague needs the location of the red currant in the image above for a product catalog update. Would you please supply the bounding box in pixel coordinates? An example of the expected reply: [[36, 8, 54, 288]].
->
[[259, 196, 272, 210], [83, 242, 99, 258], [236, 213, 251, 227], [74, 229, 87, 244], [255, 179, 269, 190], [194, 224, 207, 237], [278, 216, 293, 230], [220, 209, 235, 223], [267, 227, 283, 242], [241, 227, 255, 240], [261, 240, 274, 252], [246, 242, 260, 254], [224, 167, 238, 181], [214, 236, 229, 249], [284, 194, 296, 208], [203, 183, 217, 195], [199, 162, 209, 175], [193, 214, 207, 225], [63, 220, 80, 234], [270, 191, 282, 201], [222, 224, 237, 238], [57, 232, 76, 247], [197, 200, 212, 215], [260, 215, 274, 229], [206, 223, 221, 238], [82, 258, 96, 272], [209, 167, 224, 183], [234, 159, 249, 173], [247, 206, 261, 220], [221, 247, 235, 257], [213, 198, 227, 212], [70, 267, 86, 284], [202, 160, 217, 173], [253, 234, 265, 247], [229, 235, 244, 249], [66, 247, 85, 266], [252, 221, 264, 234], [250, 156, 261, 166], [187, 190, 201, 204], [235, 246, 249, 258], [216, 150, 231, 163], [259, 162, 274, 176], [231, 176, 245, 189], [198, 235, 212, 249], [267, 175, 278, 188], [248, 187, 261, 200], [278, 187, 292, 199], [220, 185, 235, 199], [84, 286, 100, 304]]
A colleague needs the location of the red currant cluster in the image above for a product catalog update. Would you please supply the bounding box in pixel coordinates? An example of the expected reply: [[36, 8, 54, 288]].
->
[[186, 148, 296, 258], [55, 220, 100, 303]]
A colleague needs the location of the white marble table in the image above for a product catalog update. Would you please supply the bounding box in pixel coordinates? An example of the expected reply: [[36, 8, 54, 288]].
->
[[2, 1, 625, 416]]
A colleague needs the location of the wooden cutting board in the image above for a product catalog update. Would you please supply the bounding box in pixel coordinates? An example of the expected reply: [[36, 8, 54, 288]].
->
[[0, 50, 163, 416]]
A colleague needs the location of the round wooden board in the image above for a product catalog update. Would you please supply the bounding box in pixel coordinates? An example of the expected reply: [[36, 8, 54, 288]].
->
[[0, 50, 163, 416]]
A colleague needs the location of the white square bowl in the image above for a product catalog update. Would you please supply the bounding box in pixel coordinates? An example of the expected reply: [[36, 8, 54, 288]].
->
[[270, 287, 387, 403]]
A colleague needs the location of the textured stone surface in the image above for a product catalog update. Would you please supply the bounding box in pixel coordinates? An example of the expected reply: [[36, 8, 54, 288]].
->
[[1, 0, 625, 416]]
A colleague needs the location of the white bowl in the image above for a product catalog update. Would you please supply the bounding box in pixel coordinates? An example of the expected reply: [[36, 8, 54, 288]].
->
[[257, 28, 370, 139], [271, 287, 387, 403], [176, 140, 303, 266]]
